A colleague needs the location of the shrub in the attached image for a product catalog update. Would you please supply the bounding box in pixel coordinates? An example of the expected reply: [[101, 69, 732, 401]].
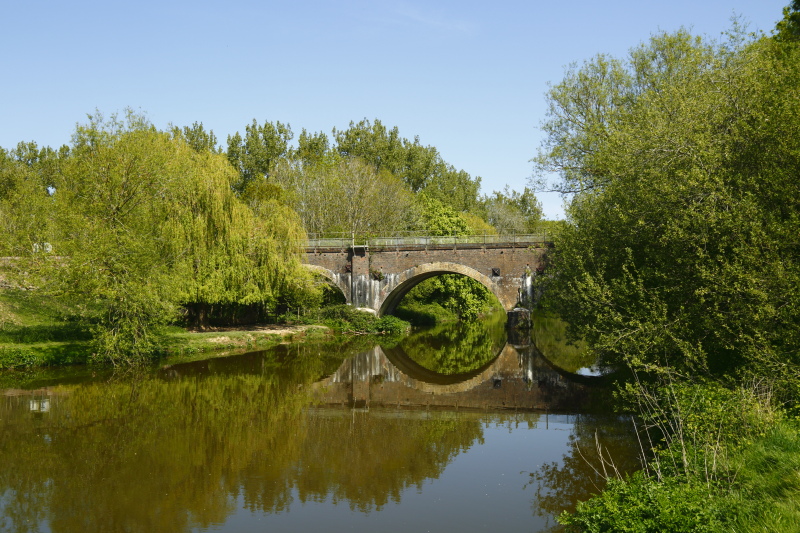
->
[[561, 472, 739, 533], [311, 305, 410, 334]]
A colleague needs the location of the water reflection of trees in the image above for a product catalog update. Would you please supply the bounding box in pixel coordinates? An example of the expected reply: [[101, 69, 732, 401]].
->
[[0, 335, 641, 532], [0, 346, 484, 531], [273, 410, 482, 512], [531, 313, 596, 373], [1, 373, 308, 532], [394, 310, 506, 374], [527, 414, 642, 531]]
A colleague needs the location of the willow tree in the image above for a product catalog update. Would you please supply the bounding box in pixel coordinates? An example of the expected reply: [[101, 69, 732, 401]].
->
[[5, 111, 313, 364]]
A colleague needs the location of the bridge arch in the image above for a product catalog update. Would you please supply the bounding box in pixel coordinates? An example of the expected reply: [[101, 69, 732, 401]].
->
[[379, 261, 513, 316], [303, 265, 350, 304]]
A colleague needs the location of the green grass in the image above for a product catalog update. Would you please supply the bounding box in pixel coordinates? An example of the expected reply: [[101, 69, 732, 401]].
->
[[561, 395, 800, 533], [0, 287, 336, 370], [156, 325, 332, 361], [0, 288, 94, 369], [732, 420, 800, 532], [0, 341, 92, 368]]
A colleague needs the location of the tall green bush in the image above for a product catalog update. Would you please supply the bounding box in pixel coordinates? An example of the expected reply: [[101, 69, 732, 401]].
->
[[535, 27, 800, 379]]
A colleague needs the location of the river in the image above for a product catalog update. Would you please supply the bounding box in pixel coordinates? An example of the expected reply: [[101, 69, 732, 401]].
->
[[0, 312, 640, 532]]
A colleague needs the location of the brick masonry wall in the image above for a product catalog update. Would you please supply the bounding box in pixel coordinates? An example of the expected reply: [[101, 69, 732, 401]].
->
[[304, 244, 549, 312], [305, 245, 546, 278], [365, 246, 544, 280]]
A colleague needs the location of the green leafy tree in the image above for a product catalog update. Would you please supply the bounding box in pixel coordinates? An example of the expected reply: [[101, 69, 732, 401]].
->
[[775, 0, 800, 41], [482, 186, 543, 234], [333, 119, 405, 174], [293, 128, 330, 166], [170, 121, 220, 153], [4, 110, 313, 364], [423, 164, 483, 214], [534, 28, 800, 378], [333, 118, 482, 213], [0, 145, 53, 258], [273, 153, 418, 236], [415, 193, 469, 236], [226, 119, 293, 195], [396, 194, 499, 321]]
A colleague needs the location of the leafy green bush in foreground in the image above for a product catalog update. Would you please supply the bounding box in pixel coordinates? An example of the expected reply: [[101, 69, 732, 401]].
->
[[560, 381, 800, 533]]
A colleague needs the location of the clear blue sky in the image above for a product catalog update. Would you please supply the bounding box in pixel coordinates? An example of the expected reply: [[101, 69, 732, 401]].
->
[[1, 0, 788, 219]]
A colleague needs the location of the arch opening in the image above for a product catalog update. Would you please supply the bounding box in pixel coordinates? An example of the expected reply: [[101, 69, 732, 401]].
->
[[303, 265, 349, 306], [379, 263, 507, 319]]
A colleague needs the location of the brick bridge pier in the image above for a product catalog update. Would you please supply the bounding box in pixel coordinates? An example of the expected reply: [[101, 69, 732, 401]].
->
[[303, 234, 551, 315]]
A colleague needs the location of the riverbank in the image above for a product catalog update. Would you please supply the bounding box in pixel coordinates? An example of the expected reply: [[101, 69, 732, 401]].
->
[[0, 321, 332, 371], [0, 287, 353, 370], [0, 285, 416, 370], [559, 378, 800, 532]]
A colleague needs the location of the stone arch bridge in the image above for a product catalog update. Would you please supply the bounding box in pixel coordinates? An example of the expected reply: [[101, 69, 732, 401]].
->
[[303, 234, 551, 315]]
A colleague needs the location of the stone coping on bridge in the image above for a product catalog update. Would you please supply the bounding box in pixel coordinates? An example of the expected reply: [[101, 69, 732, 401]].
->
[[304, 233, 554, 251]]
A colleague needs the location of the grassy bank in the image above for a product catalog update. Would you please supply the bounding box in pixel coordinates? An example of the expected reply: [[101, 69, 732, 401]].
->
[[562, 418, 800, 532], [0, 288, 93, 369], [292, 304, 410, 336], [0, 288, 407, 371], [560, 380, 800, 532], [155, 324, 332, 362]]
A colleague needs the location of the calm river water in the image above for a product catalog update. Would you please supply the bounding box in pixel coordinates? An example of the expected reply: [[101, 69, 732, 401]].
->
[[0, 313, 640, 532]]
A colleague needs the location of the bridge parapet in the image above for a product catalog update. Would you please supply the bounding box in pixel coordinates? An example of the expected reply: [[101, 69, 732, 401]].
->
[[304, 232, 554, 251]]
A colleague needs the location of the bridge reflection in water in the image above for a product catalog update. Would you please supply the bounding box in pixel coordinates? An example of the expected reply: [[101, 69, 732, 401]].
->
[[312, 342, 605, 412]]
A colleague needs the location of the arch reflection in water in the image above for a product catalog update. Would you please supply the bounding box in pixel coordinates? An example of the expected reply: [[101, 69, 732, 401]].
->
[[392, 310, 508, 375], [312, 342, 605, 412]]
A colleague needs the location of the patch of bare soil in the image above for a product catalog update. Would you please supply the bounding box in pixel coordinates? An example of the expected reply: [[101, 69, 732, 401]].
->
[[190, 324, 327, 338]]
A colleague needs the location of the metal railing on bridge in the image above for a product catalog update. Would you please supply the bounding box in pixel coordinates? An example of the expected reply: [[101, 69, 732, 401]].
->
[[304, 231, 554, 250]]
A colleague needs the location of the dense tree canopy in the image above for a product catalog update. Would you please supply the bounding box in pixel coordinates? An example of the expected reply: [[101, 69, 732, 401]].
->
[[224, 116, 526, 239], [332, 119, 483, 213], [1, 111, 314, 364], [534, 27, 800, 379], [1, 109, 546, 362], [481, 186, 542, 234], [171, 121, 221, 154], [226, 119, 293, 195], [272, 153, 418, 236], [192, 117, 542, 324], [775, 0, 800, 41]]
